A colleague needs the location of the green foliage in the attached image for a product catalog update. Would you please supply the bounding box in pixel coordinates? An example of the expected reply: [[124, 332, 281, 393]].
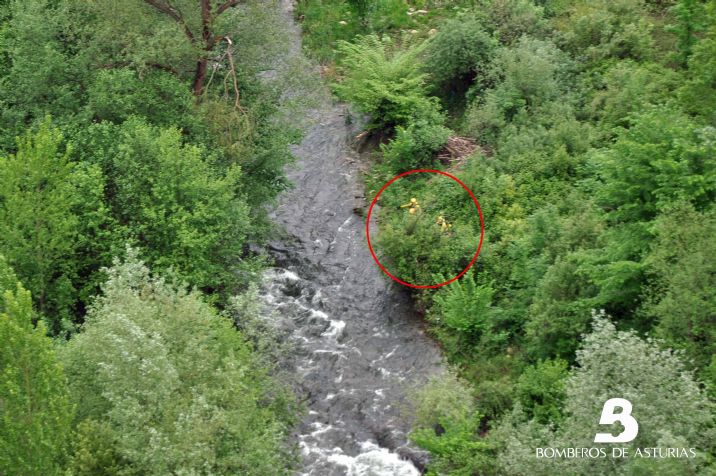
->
[[410, 372, 496, 476], [595, 106, 716, 223], [497, 313, 716, 475], [74, 118, 253, 299], [667, 0, 708, 64], [423, 14, 497, 97], [0, 0, 85, 148], [678, 2, 716, 123], [0, 255, 17, 312], [0, 119, 105, 332], [0, 0, 298, 326], [380, 115, 451, 171], [588, 60, 679, 128], [374, 173, 481, 287], [3, 0, 716, 473], [61, 251, 298, 475], [555, 0, 655, 66], [87, 68, 194, 127], [515, 359, 568, 424], [463, 37, 567, 143], [296, 0, 361, 61], [483, 0, 550, 44], [334, 34, 441, 130], [0, 0, 308, 474], [430, 273, 508, 355], [0, 275, 73, 476], [297, 0, 434, 61], [308, 0, 716, 473], [643, 203, 716, 389]]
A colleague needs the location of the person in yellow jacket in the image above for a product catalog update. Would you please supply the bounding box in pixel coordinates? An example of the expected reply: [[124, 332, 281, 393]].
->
[[400, 197, 421, 214], [435, 215, 453, 233]]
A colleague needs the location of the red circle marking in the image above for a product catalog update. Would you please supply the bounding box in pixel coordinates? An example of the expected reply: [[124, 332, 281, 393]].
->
[[365, 169, 484, 289]]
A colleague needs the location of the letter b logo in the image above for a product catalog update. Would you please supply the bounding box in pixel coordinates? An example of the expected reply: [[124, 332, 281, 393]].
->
[[594, 398, 638, 443]]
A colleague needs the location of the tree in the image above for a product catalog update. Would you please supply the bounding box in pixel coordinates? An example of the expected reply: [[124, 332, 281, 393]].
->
[[0, 119, 81, 330], [0, 0, 85, 149], [61, 251, 297, 475], [643, 203, 716, 389], [667, 0, 707, 64], [410, 372, 496, 475], [595, 106, 716, 224], [74, 118, 252, 298], [678, 2, 716, 124], [497, 313, 715, 475], [423, 15, 497, 94], [144, 0, 241, 96], [0, 261, 73, 475]]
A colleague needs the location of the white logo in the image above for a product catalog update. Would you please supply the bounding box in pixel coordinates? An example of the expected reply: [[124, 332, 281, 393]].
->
[[594, 398, 639, 443]]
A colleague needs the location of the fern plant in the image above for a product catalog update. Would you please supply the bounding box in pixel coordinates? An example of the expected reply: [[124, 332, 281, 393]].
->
[[433, 272, 498, 338], [334, 34, 440, 130]]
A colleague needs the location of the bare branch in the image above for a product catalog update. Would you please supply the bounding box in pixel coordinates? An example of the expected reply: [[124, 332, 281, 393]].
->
[[215, 0, 242, 16]]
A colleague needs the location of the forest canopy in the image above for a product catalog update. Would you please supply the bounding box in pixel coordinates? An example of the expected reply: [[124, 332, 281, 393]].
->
[[1, 0, 715, 474], [0, 0, 302, 474]]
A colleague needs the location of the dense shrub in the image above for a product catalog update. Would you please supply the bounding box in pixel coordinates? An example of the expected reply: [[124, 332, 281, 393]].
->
[[555, 0, 654, 65], [515, 359, 568, 424], [643, 204, 716, 391], [73, 118, 254, 299], [0, 119, 107, 332], [379, 115, 451, 171], [334, 34, 440, 130], [498, 314, 715, 475], [87, 68, 195, 127], [423, 15, 497, 94], [410, 372, 496, 476], [483, 0, 550, 44], [595, 106, 716, 223], [374, 172, 482, 287], [0, 266, 72, 475], [678, 3, 716, 123], [463, 37, 567, 143], [62, 252, 298, 475]]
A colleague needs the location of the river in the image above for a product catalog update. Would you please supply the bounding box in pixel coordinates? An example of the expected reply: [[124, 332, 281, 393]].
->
[[258, 2, 445, 475]]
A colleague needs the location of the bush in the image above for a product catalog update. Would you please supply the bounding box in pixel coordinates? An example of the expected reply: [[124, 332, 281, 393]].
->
[[410, 372, 497, 476], [678, 5, 716, 123], [380, 114, 450, 172], [334, 34, 440, 130], [497, 312, 716, 475], [374, 173, 481, 287], [643, 204, 716, 388], [296, 0, 360, 62], [484, 0, 550, 44], [424, 15, 497, 93], [556, 0, 654, 65], [87, 68, 194, 127], [0, 268, 72, 476], [515, 359, 568, 424], [0, 119, 108, 332], [430, 272, 507, 354], [463, 37, 567, 143], [72, 118, 254, 299], [62, 251, 298, 475], [588, 61, 679, 128], [595, 106, 716, 223]]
